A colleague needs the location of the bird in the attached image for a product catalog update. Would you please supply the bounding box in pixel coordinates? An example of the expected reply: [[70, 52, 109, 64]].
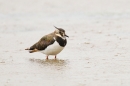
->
[[25, 26, 69, 59]]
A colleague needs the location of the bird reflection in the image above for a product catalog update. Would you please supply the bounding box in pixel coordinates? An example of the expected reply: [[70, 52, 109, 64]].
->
[[29, 58, 67, 67]]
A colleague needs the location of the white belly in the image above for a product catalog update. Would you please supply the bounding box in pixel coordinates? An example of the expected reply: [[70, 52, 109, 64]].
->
[[40, 41, 64, 55]]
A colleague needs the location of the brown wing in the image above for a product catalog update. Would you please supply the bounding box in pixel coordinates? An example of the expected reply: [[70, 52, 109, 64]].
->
[[28, 33, 55, 53]]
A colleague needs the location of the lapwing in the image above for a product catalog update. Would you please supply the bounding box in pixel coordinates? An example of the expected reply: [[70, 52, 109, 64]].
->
[[25, 26, 69, 59]]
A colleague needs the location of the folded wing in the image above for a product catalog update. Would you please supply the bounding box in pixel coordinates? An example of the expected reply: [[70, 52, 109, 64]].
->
[[27, 33, 55, 53]]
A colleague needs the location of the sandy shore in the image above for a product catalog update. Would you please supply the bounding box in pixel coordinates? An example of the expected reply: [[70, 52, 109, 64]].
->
[[0, 0, 130, 86]]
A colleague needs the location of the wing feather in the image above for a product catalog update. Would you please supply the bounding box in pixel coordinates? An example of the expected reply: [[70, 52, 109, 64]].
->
[[29, 33, 55, 51]]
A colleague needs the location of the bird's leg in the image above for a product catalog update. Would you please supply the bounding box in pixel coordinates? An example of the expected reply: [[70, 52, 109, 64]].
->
[[55, 55, 57, 59], [46, 56, 49, 59]]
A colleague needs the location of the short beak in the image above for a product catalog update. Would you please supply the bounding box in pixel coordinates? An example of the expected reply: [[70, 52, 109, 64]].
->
[[65, 34, 69, 38]]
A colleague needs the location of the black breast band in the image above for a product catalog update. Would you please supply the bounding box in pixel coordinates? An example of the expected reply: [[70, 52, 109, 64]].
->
[[56, 36, 67, 47]]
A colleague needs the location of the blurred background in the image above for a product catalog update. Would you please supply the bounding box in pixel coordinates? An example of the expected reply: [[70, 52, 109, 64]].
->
[[0, 0, 130, 86], [0, 0, 130, 33]]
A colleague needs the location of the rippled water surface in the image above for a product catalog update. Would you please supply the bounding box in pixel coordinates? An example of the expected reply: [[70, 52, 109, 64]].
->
[[0, 0, 130, 86]]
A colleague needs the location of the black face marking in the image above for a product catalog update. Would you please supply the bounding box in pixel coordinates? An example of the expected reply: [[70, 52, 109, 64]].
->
[[59, 31, 63, 36], [54, 26, 68, 37], [58, 28, 65, 37]]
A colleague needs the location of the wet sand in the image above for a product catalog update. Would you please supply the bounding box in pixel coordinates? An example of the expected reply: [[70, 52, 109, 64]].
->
[[0, 0, 130, 86]]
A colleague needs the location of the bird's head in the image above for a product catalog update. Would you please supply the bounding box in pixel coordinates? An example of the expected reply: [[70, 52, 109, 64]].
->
[[54, 26, 69, 39]]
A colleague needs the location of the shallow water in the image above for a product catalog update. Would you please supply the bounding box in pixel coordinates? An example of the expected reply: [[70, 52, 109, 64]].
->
[[0, 0, 130, 86]]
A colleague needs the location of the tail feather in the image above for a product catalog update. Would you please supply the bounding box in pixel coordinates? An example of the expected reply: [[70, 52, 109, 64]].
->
[[29, 49, 38, 53], [29, 50, 34, 53], [25, 48, 30, 50]]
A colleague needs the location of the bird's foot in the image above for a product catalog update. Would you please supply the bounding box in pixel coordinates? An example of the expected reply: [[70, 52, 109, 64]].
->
[[55, 55, 57, 59], [46, 56, 49, 59]]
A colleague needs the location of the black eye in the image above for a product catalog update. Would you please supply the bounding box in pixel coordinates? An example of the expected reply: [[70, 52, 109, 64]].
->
[[59, 31, 62, 34]]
